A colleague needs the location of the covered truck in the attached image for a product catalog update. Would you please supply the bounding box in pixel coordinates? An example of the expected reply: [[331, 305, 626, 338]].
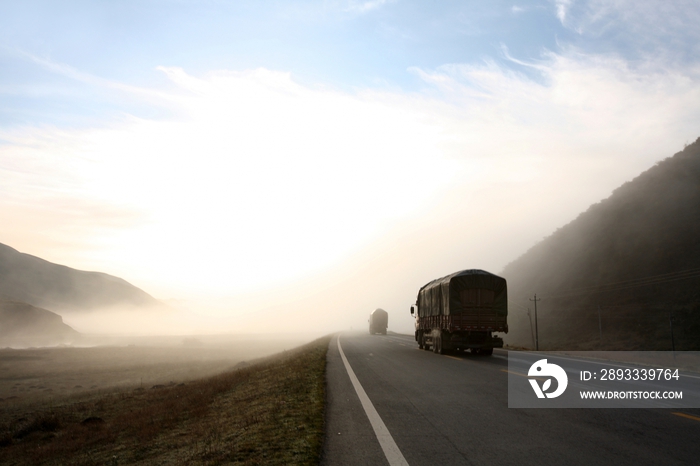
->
[[369, 308, 388, 335], [410, 269, 507, 355]]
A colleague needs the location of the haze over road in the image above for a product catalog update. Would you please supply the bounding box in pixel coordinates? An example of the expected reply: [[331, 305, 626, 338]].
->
[[323, 332, 700, 465]]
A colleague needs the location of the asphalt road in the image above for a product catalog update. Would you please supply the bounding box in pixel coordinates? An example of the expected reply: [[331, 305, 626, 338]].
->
[[321, 332, 700, 466]]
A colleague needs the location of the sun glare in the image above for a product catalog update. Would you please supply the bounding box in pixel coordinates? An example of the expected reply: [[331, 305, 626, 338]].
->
[[4, 68, 458, 296]]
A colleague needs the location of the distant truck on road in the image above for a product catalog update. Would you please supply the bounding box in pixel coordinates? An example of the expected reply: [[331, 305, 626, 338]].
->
[[369, 308, 388, 335], [410, 269, 507, 355]]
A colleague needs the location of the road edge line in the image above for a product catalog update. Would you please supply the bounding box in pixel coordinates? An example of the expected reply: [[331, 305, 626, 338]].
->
[[337, 334, 409, 466]]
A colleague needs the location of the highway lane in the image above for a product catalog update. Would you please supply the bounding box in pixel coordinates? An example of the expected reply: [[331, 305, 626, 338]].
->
[[321, 332, 700, 465]]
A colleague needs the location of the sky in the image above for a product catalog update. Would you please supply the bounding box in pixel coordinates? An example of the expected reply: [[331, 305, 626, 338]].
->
[[2, 0, 700, 335]]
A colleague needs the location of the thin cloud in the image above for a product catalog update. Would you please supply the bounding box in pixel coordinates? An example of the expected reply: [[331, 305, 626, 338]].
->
[[411, 49, 700, 151], [344, 0, 396, 14], [4, 47, 178, 104], [553, 0, 573, 26], [552, 0, 700, 59]]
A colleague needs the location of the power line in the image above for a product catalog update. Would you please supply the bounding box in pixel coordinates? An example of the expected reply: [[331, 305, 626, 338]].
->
[[539, 267, 700, 300]]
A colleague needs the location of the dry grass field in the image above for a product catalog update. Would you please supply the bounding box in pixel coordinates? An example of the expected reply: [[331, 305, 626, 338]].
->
[[0, 335, 330, 465]]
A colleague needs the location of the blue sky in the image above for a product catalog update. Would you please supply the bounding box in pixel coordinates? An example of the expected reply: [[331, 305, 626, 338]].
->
[[1, 0, 582, 126], [1, 1, 700, 334], [2, 0, 697, 128], [3, 0, 698, 129]]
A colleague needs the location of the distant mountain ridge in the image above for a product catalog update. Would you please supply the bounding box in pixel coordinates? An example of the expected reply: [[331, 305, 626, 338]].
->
[[502, 137, 700, 350], [0, 300, 79, 347], [0, 243, 160, 313]]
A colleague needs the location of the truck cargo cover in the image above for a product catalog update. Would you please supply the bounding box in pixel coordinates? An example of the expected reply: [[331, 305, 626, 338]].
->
[[417, 269, 507, 317]]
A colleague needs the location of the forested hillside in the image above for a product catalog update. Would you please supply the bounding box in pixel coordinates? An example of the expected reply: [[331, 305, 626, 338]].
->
[[502, 138, 700, 350]]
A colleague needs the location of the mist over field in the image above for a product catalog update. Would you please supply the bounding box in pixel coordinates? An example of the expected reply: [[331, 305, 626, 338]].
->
[[1, 1, 699, 343]]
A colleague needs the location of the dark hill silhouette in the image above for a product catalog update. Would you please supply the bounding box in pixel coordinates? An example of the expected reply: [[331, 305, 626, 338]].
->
[[0, 243, 160, 313], [0, 300, 80, 347], [502, 137, 700, 350]]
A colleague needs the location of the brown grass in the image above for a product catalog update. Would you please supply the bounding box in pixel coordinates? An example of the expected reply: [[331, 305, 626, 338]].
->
[[0, 335, 330, 465]]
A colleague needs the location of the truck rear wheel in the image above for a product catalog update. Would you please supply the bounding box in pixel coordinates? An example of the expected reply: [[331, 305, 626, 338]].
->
[[481, 348, 493, 356]]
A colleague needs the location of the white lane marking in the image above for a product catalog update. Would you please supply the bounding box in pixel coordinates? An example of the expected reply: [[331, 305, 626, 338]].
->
[[337, 335, 410, 466]]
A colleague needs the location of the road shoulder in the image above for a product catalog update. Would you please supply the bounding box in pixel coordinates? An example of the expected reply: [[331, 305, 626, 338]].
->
[[321, 333, 389, 466]]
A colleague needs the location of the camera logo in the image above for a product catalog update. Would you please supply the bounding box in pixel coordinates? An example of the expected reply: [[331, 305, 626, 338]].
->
[[528, 359, 568, 399]]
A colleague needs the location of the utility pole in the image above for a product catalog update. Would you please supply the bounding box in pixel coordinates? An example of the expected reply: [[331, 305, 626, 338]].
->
[[530, 294, 541, 351], [598, 304, 603, 344], [527, 308, 535, 349]]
